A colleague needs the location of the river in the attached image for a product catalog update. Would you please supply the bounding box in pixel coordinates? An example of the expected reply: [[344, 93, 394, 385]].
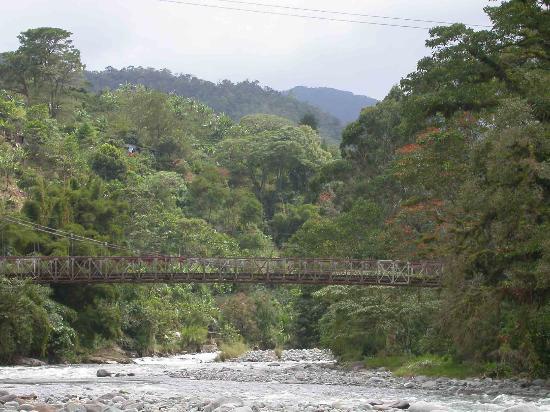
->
[[0, 351, 548, 411]]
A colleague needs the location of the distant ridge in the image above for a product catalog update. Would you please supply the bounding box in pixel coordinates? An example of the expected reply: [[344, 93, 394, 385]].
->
[[285, 86, 378, 125], [85, 67, 344, 143]]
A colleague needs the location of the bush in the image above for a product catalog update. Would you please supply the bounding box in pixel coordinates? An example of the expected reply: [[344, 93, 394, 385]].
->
[[216, 341, 249, 361], [0, 278, 53, 363]]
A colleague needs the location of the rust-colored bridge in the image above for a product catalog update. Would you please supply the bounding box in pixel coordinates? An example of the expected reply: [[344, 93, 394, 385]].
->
[[0, 256, 443, 287]]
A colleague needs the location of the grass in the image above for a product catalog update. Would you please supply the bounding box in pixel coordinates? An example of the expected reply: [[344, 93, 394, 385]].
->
[[216, 341, 249, 362], [363, 355, 485, 379]]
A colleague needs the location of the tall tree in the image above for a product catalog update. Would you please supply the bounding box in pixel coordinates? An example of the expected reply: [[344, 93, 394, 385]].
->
[[0, 28, 84, 117]]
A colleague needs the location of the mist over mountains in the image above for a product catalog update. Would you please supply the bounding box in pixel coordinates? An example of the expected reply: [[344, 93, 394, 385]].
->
[[285, 86, 378, 124]]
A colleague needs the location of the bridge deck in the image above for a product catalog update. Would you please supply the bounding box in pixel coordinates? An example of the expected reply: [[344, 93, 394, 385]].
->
[[0, 256, 442, 287]]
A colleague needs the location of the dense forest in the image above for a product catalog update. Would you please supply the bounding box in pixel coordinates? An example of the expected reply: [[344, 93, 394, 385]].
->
[[285, 86, 378, 124], [86, 67, 344, 144], [0, 0, 548, 378]]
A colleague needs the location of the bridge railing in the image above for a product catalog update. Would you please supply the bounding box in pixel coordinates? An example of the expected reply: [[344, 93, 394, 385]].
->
[[0, 256, 443, 286]]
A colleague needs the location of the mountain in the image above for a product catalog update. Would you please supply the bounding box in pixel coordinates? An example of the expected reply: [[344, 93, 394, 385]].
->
[[85, 67, 344, 143], [285, 86, 378, 125]]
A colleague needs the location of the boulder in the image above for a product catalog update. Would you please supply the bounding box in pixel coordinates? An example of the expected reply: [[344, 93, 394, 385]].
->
[[408, 401, 447, 411], [390, 400, 410, 409], [64, 402, 87, 412], [15, 357, 47, 367], [0, 394, 18, 403], [203, 396, 244, 412], [421, 380, 438, 389], [19, 404, 37, 411], [96, 369, 112, 377], [32, 403, 59, 412], [84, 403, 105, 412]]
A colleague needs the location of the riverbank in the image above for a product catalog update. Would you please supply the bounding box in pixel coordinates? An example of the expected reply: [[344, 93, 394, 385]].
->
[[0, 350, 548, 411]]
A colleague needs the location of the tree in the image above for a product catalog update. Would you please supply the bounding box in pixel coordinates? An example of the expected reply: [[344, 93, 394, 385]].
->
[[90, 144, 127, 181], [299, 113, 318, 131], [217, 116, 332, 217], [0, 28, 85, 117], [0, 143, 25, 190]]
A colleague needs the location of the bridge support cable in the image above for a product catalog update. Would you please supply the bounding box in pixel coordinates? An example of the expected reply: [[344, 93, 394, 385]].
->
[[0, 214, 159, 256]]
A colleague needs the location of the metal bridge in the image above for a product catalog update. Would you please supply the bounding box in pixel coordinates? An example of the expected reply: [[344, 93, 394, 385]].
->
[[0, 256, 442, 287]]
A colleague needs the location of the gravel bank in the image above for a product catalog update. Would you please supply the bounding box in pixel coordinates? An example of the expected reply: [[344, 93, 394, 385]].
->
[[0, 350, 548, 412]]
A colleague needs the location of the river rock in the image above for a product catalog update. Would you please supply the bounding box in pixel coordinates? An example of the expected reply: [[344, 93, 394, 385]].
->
[[64, 402, 87, 412], [15, 357, 47, 367], [19, 404, 37, 411], [390, 400, 410, 409], [408, 401, 447, 411], [0, 394, 18, 403], [84, 402, 105, 412], [3, 401, 20, 409], [31, 403, 59, 412], [96, 369, 112, 377], [421, 380, 438, 389]]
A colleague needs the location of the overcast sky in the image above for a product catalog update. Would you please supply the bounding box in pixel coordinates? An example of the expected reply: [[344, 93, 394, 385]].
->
[[1, 0, 494, 99]]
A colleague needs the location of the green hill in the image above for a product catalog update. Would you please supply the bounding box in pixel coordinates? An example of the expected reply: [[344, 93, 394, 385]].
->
[[85, 67, 343, 143], [285, 86, 378, 124]]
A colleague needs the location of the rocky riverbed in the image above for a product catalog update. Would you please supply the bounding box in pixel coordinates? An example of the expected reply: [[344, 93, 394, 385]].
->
[[0, 350, 548, 412]]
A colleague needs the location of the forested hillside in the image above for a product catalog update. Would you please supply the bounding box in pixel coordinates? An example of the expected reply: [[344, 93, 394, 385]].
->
[[0, 0, 548, 378], [285, 86, 377, 124], [86, 67, 344, 143]]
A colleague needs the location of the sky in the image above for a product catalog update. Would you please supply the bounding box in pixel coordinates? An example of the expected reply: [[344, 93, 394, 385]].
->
[[1, 0, 494, 100]]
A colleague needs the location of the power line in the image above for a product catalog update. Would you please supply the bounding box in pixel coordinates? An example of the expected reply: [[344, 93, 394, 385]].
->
[[210, 0, 492, 28], [1, 215, 134, 254], [157, 0, 433, 30]]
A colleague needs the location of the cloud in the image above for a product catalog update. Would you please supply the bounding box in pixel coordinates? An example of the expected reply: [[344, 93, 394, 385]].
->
[[1, 0, 493, 99]]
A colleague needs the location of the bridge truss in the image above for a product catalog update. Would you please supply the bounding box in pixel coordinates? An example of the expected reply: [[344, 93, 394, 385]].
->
[[0, 256, 442, 287]]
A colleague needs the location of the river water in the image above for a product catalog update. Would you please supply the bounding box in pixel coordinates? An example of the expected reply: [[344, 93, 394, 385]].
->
[[0, 352, 548, 411]]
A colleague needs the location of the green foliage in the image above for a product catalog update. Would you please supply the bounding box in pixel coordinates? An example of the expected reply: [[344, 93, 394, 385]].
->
[[219, 289, 290, 348], [0, 277, 71, 363], [119, 285, 216, 355], [86, 67, 343, 143], [364, 355, 486, 379], [216, 340, 249, 361], [90, 143, 128, 181], [0, 4, 548, 376], [286, 200, 386, 258], [314, 287, 439, 359], [0, 28, 84, 117]]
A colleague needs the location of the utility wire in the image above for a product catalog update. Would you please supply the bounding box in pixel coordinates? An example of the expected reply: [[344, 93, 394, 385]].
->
[[210, 0, 492, 28], [1, 215, 135, 254], [157, 0, 433, 30]]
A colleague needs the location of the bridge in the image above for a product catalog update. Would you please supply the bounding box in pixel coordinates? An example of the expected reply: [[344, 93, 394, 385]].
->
[[0, 256, 442, 287]]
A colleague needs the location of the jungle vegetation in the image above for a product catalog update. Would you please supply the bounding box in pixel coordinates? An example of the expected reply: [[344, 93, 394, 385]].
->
[[0, 0, 548, 377]]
